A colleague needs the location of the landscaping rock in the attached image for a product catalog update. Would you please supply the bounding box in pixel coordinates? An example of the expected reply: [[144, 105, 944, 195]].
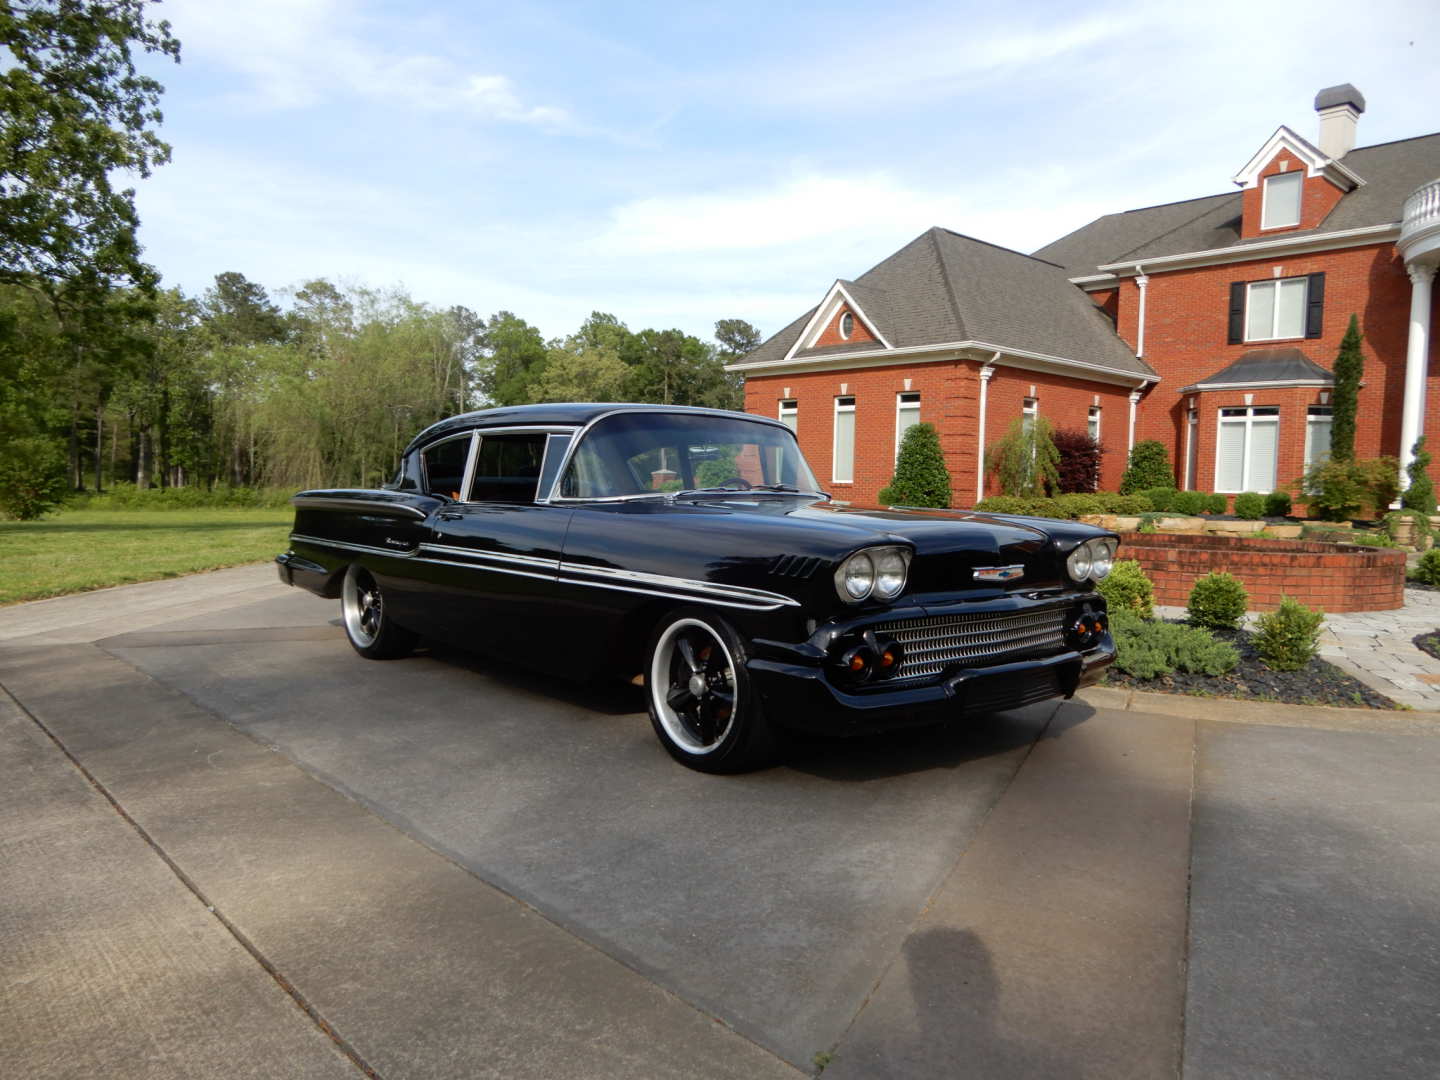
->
[[1156, 515, 1206, 533], [1263, 524, 1304, 539], [1205, 519, 1267, 536]]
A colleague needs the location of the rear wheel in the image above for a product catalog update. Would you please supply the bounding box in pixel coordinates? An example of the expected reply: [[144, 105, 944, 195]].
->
[[341, 564, 417, 659], [646, 609, 775, 773]]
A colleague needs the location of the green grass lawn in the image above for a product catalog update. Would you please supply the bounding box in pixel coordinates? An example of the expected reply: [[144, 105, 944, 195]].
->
[[0, 508, 292, 606]]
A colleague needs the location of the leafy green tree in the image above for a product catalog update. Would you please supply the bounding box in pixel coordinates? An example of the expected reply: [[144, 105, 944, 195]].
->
[[0, 0, 180, 293], [529, 345, 629, 403], [478, 311, 548, 406], [986, 415, 1060, 497], [879, 422, 951, 507], [623, 328, 737, 409], [714, 318, 761, 363], [1119, 441, 1175, 493], [1404, 436, 1436, 515], [202, 272, 289, 347], [1329, 315, 1363, 463]]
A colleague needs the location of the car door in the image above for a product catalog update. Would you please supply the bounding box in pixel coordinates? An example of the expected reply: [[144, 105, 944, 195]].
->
[[420, 428, 575, 653]]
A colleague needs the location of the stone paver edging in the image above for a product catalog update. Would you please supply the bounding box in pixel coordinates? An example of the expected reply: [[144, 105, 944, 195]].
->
[[1077, 686, 1440, 736]]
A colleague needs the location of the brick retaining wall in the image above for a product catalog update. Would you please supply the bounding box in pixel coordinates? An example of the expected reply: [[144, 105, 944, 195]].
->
[[1118, 532, 1406, 613]]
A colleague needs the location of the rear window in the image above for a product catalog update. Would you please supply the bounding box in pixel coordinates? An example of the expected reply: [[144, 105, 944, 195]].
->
[[421, 436, 471, 499]]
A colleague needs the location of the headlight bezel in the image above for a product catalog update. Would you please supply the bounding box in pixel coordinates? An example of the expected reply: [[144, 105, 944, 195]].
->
[[834, 545, 912, 604], [1066, 537, 1118, 583]]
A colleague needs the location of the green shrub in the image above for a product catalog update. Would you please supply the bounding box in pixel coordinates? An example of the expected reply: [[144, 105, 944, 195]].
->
[[975, 491, 1155, 520], [1252, 597, 1325, 671], [986, 415, 1060, 497], [1120, 441, 1175, 494], [1413, 548, 1440, 586], [1186, 572, 1248, 630], [1233, 492, 1266, 520], [1263, 491, 1292, 518], [1140, 486, 1175, 513], [1101, 493, 1152, 514], [1109, 610, 1240, 679], [1169, 490, 1206, 516], [1053, 493, 1102, 518], [1300, 459, 1366, 522], [70, 484, 294, 511], [1383, 509, 1433, 547], [1202, 493, 1227, 514], [1359, 457, 1401, 516], [1403, 436, 1435, 514], [0, 435, 69, 520], [879, 423, 952, 508], [1097, 559, 1154, 618]]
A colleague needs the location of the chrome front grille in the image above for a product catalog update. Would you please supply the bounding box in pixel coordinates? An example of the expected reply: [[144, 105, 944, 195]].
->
[[876, 606, 1069, 681]]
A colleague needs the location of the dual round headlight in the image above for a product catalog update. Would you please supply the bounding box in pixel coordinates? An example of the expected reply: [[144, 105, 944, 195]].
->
[[1067, 538, 1117, 583], [835, 546, 911, 603]]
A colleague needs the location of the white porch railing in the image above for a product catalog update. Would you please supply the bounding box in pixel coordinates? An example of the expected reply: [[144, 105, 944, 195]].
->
[[1399, 178, 1440, 258]]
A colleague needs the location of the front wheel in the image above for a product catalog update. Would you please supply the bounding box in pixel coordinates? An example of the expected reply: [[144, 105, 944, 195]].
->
[[645, 609, 776, 773], [341, 564, 417, 660]]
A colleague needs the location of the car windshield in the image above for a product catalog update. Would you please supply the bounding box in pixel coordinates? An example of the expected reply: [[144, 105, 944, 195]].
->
[[558, 412, 822, 500]]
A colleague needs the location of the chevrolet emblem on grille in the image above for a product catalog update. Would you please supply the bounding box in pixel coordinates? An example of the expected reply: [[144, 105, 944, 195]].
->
[[972, 564, 1025, 582]]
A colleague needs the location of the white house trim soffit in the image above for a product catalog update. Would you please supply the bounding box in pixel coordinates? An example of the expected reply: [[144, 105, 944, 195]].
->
[[1093, 223, 1399, 277], [1177, 378, 1334, 393], [780, 281, 893, 363], [727, 340, 1157, 387]]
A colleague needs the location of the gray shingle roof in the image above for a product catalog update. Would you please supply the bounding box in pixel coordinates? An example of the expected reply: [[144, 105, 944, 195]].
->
[[1034, 132, 1440, 275], [1180, 347, 1334, 391], [741, 227, 1154, 379], [1315, 84, 1365, 113]]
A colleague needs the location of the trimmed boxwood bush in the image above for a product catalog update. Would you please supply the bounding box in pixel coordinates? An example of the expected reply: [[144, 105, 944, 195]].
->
[[1412, 548, 1440, 586], [1120, 441, 1175, 494], [1140, 486, 1175, 513], [1263, 490, 1292, 518], [1186, 572, 1248, 630], [1252, 596, 1325, 671], [974, 492, 1151, 519], [879, 422, 951, 507], [1403, 436, 1436, 514], [1109, 610, 1240, 679], [1169, 490, 1207, 516], [1233, 492, 1266, 520], [1097, 559, 1154, 618], [1202, 493, 1227, 514]]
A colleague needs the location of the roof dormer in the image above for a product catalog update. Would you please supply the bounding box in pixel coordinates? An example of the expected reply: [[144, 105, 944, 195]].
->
[[1232, 126, 1363, 239]]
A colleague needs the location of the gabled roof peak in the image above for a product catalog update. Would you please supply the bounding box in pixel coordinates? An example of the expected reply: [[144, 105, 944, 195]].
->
[[1231, 124, 1365, 191]]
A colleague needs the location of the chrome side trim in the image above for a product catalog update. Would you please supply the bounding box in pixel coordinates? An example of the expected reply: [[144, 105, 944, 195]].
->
[[558, 561, 801, 609], [418, 543, 559, 569], [290, 496, 427, 519], [554, 576, 792, 612], [291, 533, 417, 557], [418, 556, 554, 582]]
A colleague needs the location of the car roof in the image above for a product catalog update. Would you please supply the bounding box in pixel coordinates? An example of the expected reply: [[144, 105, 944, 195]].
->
[[404, 403, 787, 454]]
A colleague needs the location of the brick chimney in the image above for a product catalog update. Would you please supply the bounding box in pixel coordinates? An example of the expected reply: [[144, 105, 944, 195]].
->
[[1315, 83, 1365, 159]]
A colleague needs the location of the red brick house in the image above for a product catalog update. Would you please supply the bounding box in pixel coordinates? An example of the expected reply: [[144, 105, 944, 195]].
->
[[730, 85, 1440, 508]]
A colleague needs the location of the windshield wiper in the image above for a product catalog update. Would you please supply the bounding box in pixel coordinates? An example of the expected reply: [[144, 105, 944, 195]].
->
[[670, 485, 828, 500]]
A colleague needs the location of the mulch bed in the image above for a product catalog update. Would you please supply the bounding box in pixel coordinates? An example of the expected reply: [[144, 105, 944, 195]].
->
[[1413, 631, 1440, 662], [1103, 625, 1397, 709]]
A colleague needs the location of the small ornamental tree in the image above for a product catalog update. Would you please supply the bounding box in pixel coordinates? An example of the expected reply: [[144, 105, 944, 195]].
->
[[0, 435, 68, 520], [1329, 314, 1364, 463], [1403, 436, 1436, 515], [879, 422, 952, 508], [1120, 440, 1175, 494], [985, 415, 1060, 497], [1051, 428, 1103, 493]]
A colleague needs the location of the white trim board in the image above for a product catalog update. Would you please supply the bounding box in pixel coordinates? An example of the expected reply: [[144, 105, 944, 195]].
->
[[1230, 125, 1365, 191], [781, 281, 892, 363], [1093, 223, 1398, 277]]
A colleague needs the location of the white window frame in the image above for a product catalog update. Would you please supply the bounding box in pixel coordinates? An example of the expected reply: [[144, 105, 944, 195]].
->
[[1087, 405, 1102, 443], [1304, 405, 1334, 472], [894, 392, 921, 462], [778, 399, 797, 431], [1214, 406, 1280, 494], [1184, 408, 1198, 491], [839, 312, 854, 339], [832, 396, 856, 484], [1245, 277, 1309, 342], [1261, 171, 1303, 230]]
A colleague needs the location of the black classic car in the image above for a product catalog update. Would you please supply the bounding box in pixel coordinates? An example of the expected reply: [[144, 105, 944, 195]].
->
[[276, 404, 1117, 771]]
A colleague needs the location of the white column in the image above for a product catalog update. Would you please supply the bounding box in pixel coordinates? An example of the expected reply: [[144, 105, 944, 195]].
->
[[1400, 263, 1437, 488], [1127, 389, 1142, 454], [1134, 272, 1149, 358], [976, 359, 996, 505]]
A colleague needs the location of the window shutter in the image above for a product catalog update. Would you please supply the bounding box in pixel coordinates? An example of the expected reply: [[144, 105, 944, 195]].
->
[[1227, 282, 1246, 344], [1216, 421, 1245, 491], [1305, 273, 1325, 338]]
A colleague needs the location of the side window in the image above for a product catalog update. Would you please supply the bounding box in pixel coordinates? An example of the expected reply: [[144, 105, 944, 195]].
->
[[470, 434, 548, 503], [421, 436, 472, 499]]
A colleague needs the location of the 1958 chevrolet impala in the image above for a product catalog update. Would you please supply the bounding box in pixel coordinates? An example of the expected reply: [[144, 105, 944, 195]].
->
[[276, 403, 1117, 772]]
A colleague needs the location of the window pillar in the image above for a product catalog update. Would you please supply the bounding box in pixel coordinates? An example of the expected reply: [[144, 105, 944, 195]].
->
[[1401, 263, 1437, 490]]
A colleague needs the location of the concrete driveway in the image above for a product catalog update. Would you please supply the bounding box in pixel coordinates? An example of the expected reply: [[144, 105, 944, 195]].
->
[[2, 565, 1438, 1079]]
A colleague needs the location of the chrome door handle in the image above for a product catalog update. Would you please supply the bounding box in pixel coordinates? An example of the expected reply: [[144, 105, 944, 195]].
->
[[437, 511, 463, 521]]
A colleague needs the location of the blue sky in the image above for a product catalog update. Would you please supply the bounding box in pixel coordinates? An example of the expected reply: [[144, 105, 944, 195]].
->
[[134, 0, 1440, 342]]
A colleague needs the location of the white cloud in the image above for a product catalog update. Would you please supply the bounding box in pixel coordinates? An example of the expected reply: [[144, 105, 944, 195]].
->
[[163, 0, 577, 130]]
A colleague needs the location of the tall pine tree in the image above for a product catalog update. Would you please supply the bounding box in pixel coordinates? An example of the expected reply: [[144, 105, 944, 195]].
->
[[1329, 315, 1364, 462]]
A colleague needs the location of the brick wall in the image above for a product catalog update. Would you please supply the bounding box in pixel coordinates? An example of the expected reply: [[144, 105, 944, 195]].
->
[[1116, 240, 1438, 494], [812, 303, 877, 348], [1118, 532, 1405, 612], [1238, 149, 1346, 239], [742, 359, 1133, 506]]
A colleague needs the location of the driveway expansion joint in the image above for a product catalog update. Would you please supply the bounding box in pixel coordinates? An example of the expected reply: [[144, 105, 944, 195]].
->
[[0, 679, 386, 1080]]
